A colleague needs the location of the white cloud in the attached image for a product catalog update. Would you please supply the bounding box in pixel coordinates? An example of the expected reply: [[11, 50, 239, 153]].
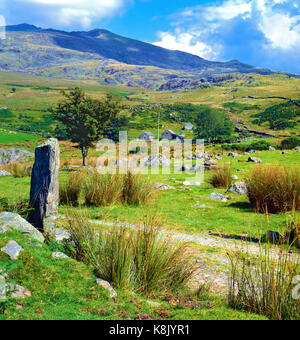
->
[[260, 13, 300, 49], [153, 32, 220, 60], [7, 0, 127, 28], [153, 0, 300, 62]]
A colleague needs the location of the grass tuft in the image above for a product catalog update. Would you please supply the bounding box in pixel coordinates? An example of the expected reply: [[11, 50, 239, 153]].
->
[[246, 165, 300, 213], [209, 164, 233, 189]]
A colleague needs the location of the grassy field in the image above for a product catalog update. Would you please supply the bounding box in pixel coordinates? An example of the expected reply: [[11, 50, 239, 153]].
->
[[0, 71, 300, 139]]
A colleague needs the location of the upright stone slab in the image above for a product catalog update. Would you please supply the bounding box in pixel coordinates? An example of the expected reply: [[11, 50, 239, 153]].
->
[[28, 138, 60, 235]]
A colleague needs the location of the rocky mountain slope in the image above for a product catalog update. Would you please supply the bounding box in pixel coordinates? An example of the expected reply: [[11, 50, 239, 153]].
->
[[0, 24, 296, 89]]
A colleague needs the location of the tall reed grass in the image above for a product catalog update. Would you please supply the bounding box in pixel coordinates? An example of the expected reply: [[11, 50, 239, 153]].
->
[[209, 164, 233, 188], [227, 243, 300, 320], [66, 213, 196, 296], [246, 165, 300, 213], [59, 173, 83, 206], [1, 162, 31, 178]]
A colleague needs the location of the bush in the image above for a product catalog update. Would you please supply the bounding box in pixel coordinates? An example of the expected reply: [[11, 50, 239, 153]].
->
[[60, 173, 83, 206], [66, 213, 196, 296], [222, 140, 271, 152], [83, 172, 123, 207], [281, 137, 300, 150], [122, 171, 155, 205], [246, 165, 300, 213], [209, 164, 233, 189], [228, 242, 300, 320]]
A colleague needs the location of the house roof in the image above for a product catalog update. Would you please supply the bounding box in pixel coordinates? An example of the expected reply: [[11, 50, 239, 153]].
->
[[140, 132, 154, 136]]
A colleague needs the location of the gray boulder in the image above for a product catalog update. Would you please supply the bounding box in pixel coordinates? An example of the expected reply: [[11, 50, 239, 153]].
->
[[144, 155, 171, 167], [209, 193, 228, 202], [0, 149, 34, 166], [0, 212, 44, 242], [28, 138, 60, 235], [248, 157, 262, 163], [227, 182, 248, 195], [1, 240, 23, 260], [269, 146, 276, 151]]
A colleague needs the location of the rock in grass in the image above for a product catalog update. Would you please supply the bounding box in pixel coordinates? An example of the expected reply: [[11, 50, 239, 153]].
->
[[226, 182, 248, 195], [52, 252, 69, 259], [1, 240, 23, 260], [0, 170, 12, 176], [0, 149, 34, 166], [154, 183, 175, 190], [248, 157, 262, 163], [209, 193, 227, 202], [0, 212, 44, 242], [6, 283, 31, 299], [28, 138, 60, 235], [96, 279, 117, 298], [54, 229, 71, 242]]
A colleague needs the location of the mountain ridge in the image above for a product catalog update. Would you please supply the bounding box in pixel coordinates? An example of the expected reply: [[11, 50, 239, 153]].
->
[[0, 23, 298, 90]]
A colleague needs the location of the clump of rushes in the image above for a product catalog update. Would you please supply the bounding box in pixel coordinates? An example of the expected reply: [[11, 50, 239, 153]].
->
[[60, 173, 83, 206], [246, 165, 300, 213], [83, 171, 123, 207], [209, 164, 233, 188], [227, 242, 300, 320], [66, 212, 197, 297], [122, 171, 155, 206], [2, 162, 31, 178]]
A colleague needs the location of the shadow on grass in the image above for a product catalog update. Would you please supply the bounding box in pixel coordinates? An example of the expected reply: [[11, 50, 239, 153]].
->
[[228, 201, 253, 212]]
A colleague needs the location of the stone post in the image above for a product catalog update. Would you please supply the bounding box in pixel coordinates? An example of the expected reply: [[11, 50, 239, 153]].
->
[[28, 138, 60, 235]]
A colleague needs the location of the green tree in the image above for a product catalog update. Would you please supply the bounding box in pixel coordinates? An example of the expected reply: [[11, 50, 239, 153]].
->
[[53, 87, 120, 166], [194, 108, 234, 142]]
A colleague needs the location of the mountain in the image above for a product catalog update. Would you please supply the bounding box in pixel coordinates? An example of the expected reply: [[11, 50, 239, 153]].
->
[[0, 24, 296, 89]]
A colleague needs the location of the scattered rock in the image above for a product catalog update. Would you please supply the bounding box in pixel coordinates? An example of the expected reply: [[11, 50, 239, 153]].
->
[[0, 170, 12, 176], [96, 279, 117, 298], [183, 181, 191, 186], [154, 183, 175, 190], [0, 212, 44, 242], [193, 182, 201, 187], [226, 182, 248, 195], [209, 193, 228, 202], [52, 252, 69, 259], [228, 152, 240, 158], [28, 138, 60, 235], [54, 229, 71, 242], [26, 242, 43, 247], [1, 240, 23, 260], [0, 149, 34, 166], [232, 175, 239, 180], [193, 204, 212, 209], [144, 155, 171, 167], [295, 146, 300, 151], [269, 146, 276, 151], [8, 284, 31, 299], [248, 157, 262, 163]]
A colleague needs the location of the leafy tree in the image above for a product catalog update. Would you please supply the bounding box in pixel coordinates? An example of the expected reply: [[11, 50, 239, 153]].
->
[[194, 108, 234, 142], [53, 87, 120, 166]]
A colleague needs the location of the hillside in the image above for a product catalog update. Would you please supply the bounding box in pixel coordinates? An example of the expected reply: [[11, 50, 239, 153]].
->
[[0, 24, 295, 90]]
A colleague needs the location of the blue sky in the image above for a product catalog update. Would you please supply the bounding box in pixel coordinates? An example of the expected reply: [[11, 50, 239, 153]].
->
[[1, 0, 300, 74]]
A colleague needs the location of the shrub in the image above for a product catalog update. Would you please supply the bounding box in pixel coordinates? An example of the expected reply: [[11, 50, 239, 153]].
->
[[246, 165, 300, 213], [122, 171, 155, 206], [83, 172, 123, 207], [59, 173, 83, 206], [66, 213, 196, 296], [228, 243, 300, 320], [281, 137, 300, 150], [209, 164, 233, 188]]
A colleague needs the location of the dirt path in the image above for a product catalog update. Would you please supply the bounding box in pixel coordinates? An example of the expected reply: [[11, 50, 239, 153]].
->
[[60, 216, 300, 294]]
